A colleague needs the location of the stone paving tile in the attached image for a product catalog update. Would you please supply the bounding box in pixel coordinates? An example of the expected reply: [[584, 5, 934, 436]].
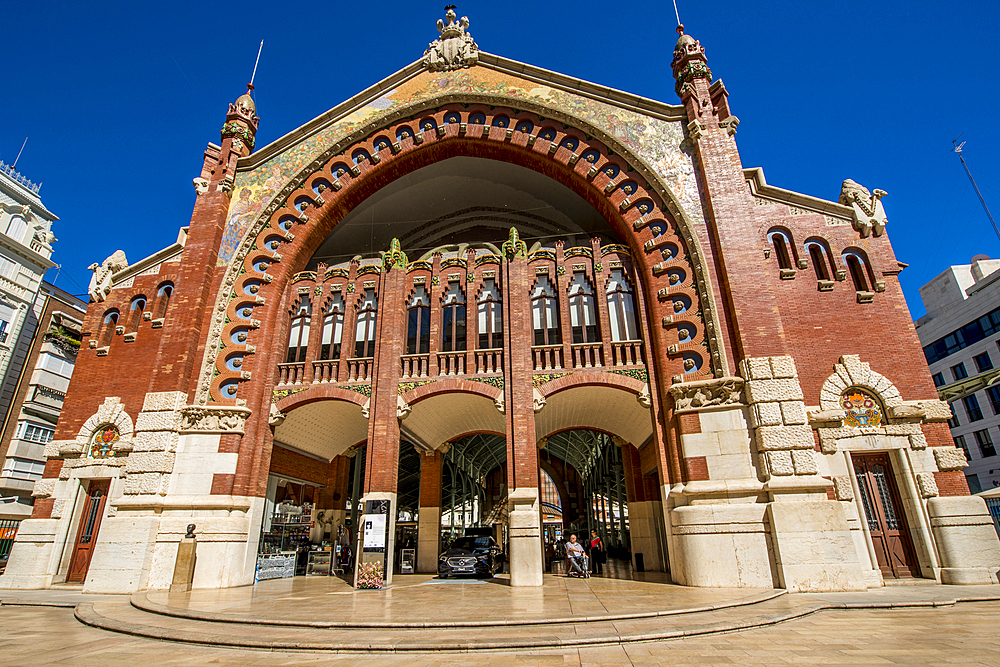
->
[[3, 598, 1000, 666]]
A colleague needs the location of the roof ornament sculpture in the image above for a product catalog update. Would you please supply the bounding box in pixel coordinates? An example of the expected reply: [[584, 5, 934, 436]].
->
[[502, 227, 528, 260], [87, 250, 129, 303], [423, 6, 478, 72], [839, 179, 888, 238], [383, 238, 408, 270]]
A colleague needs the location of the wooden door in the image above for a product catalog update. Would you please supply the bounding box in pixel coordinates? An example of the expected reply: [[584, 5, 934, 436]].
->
[[66, 480, 110, 583], [853, 453, 918, 578]]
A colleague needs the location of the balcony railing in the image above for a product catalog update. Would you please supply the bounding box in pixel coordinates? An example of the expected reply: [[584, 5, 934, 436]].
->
[[311, 359, 339, 383], [400, 354, 430, 379], [570, 343, 603, 369], [276, 362, 306, 385], [347, 357, 373, 382], [475, 349, 503, 374], [611, 340, 644, 366], [437, 351, 467, 376], [532, 345, 564, 371]]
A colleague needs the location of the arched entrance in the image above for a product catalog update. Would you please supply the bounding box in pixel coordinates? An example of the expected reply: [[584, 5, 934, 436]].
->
[[215, 93, 724, 587]]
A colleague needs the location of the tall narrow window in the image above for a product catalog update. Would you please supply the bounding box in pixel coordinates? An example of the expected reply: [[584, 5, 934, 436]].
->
[[127, 296, 146, 333], [531, 275, 561, 346], [477, 278, 502, 349], [100, 309, 119, 348], [354, 288, 377, 358], [964, 394, 984, 422], [974, 428, 997, 457], [155, 282, 173, 320], [843, 250, 872, 292], [805, 240, 833, 281], [321, 293, 344, 360], [441, 282, 467, 352], [767, 230, 794, 270], [568, 272, 599, 344], [286, 297, 311, 363], [606, 268, 639, 342], [406, 285, 431, 355]]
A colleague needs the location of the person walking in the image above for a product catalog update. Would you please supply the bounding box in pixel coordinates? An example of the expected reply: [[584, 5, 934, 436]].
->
[[589, 530, 604, 575]]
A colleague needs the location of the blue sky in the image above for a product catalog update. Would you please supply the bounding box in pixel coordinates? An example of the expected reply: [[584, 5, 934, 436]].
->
[[4, 1, 998, 318]]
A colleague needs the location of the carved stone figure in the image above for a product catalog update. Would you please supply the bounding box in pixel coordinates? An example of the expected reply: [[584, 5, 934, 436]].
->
[[423, 7, 479, 72], [669, 377, 745, 411], [839, 179, 887, 238], [87, 250, 129, 302]]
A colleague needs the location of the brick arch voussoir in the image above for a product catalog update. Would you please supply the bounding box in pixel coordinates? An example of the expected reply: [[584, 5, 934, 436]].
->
[[538, 371, 646, 399], [275, 385, 369, 413], [404, 377, 502, 405], [201, 95, 726, 406]]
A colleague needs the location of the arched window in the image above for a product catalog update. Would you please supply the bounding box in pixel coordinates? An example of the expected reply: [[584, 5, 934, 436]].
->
[[531, 275, 561, 346], [477, 278, 502, 349], [606, 268, 639, 341], [100, 309, 119, 347], [321, 293, 344, 360], [442, 282, 467, 352], [354, 288, 377, 358], [155, 282, 173, 319], [767, 229, 794, 270], [286, 296, 311, 363], [568, 272, 599, 343], [805, 240, 834, 282], [843, 249, 873, 292], [127, 296, 146, 333], [406, 285, 430, 355]]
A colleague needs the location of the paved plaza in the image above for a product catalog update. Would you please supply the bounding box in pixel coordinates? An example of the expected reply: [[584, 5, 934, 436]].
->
[[2, 574, 999, 665]]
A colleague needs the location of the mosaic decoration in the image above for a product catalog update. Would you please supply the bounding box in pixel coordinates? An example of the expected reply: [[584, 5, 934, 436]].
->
[[89, 424, 120, 459], [609, 368, 649, 383], [398, 379, 437, 395], [469, 376, 504, 390], [217, 67, 704, 266], [841, 389, 883, 428], [272, 387, 309, 401], [532, 373, 568, 388]]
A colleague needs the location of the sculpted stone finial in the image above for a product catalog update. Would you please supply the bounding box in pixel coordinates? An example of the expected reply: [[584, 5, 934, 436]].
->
[[839, 179, 888, 238], [87, 250, 129, 302], [423, 6, 479, 72]]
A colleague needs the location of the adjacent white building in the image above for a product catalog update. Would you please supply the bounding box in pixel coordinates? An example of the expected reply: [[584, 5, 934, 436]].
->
[[0, 282, 85, 520], [916, 256, 1000, 492], [0, 162, 57, 425]]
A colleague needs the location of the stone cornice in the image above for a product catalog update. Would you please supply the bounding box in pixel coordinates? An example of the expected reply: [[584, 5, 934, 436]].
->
[[744, 167, 854, 222]]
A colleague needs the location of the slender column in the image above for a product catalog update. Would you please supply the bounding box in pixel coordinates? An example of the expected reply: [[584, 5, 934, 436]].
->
[[591, 237, 614, 367], [302, 275, 325, 384], [337, 261, 360, 382], [356, 243, 407, 586], [417, 449, 443, 574], [501, 229, 543, 586], [428, 254, 443, 376]]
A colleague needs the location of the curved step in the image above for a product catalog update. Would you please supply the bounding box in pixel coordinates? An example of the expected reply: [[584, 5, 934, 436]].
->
[[75, 596, 827, 652], [130, 587, 788, 628]]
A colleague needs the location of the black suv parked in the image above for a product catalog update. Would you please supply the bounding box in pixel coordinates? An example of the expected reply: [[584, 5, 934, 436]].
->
[[438, 535, 503, 578]]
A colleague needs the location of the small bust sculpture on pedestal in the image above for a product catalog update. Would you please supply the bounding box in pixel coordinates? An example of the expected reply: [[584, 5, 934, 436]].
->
[[185, 524, 196, 540]]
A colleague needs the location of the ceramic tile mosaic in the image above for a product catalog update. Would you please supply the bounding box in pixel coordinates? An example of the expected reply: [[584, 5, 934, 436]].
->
[[218, 66, 703, 266]]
